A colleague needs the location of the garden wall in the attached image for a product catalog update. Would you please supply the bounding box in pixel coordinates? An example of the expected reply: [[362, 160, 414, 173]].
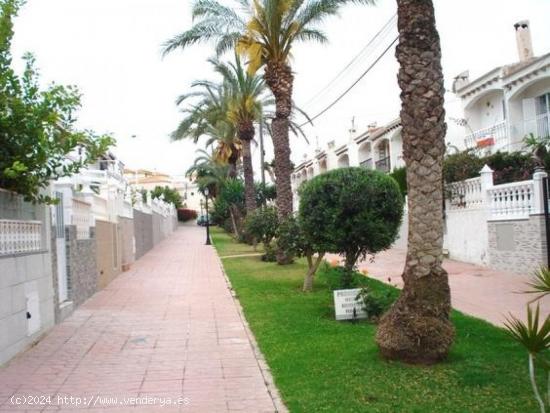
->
[[95, 220, 122, 289], [444, 207, 489, 266], [134, 209, 153, 260], [65, 225, 97, 308], [0, 190, 55, 366], [488, 215, 547, 274], [152, 212, 162, 246], [118, 216, 135, 270]]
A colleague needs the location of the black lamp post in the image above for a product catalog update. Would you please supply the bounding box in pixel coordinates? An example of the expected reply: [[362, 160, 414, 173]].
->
[[204, 187, 211, 245]]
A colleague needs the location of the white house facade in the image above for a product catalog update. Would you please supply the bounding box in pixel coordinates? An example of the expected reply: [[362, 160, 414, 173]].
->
[[452, 20, 550, 155]]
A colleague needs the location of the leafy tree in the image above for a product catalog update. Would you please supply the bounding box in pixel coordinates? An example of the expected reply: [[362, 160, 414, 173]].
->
[[255, 182, 276, 206], [150, 185, 183, 208], [277, 216, 324, 292], [162, 0, 374, 223], [244, 206, 278, 260], [376, 0, 454, 364], [299, 168, 403, 288], [0, 0, 113, 203]]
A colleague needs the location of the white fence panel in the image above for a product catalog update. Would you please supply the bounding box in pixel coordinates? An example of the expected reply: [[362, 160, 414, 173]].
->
[[488, 180, 534, 220], [447, 177, 483, 210], [0, 220, 42, 255]]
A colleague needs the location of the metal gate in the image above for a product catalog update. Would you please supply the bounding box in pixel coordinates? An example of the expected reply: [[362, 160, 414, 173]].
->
[[52, 192, 69, 303]]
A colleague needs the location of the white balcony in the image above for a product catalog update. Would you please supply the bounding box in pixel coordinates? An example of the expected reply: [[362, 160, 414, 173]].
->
[[464, 121, 510, 152]]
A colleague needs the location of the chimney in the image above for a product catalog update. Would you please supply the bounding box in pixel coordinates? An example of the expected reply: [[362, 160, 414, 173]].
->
[[452, 71, 470, 92], [514, 20, 534, 62]]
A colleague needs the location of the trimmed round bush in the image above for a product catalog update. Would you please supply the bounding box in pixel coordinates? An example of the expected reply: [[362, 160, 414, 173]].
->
[[299, 167, 404, 287]]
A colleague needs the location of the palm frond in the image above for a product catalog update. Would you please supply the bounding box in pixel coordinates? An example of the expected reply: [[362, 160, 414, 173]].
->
[[524, 267, 550, 301], [504, 304, 550, 355]]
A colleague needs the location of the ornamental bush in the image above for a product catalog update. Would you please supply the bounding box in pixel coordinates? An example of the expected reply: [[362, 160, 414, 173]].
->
[[244, 206, 278, 261], [177, 208, 197, 222], [299, 168, 404, 288], [443, 149, 537, 185]]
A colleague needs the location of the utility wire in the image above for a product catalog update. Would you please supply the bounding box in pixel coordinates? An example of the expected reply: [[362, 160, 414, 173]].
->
[[302, 13, 397, 107], [299, 35, 399, 128]]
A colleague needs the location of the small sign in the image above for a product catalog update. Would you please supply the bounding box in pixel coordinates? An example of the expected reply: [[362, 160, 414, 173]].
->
[[333, 288, 367, 321]]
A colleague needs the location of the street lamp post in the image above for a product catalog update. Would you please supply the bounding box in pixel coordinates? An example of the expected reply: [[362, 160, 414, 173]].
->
[[204, 188, 211, 245]]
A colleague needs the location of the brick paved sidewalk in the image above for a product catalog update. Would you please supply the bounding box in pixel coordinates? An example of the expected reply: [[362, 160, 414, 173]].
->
[[0, 226, 283, 412], [330, 248, 549, 327]]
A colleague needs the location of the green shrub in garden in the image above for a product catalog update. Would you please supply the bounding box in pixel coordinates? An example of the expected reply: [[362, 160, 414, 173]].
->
[[298, 167, 404, 288], [244, 207, 278, 261]]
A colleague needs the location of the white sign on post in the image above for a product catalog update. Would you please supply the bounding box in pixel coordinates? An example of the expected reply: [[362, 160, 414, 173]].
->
[[333, 288, 367, 321]]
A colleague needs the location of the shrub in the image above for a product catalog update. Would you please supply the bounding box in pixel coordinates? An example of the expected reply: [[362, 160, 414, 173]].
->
[[211, 179, 245, 235], [299, 168, 404, 288], [177, 208, 197, 222], [389, 167, 407, 196], [443, 149, 536, 185], [151, 186, 183, 208], [356, 286, 395, 322], [277, 216, 326, 291], [244, 207, 278, 260]]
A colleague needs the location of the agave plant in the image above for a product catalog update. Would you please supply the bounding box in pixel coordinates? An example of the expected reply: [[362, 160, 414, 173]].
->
[[504, 304, 550, 413]]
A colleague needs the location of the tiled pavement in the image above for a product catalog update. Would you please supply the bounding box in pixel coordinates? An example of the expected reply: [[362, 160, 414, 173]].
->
[[330, 247, 549, 327], [0, 226, 284, 412]]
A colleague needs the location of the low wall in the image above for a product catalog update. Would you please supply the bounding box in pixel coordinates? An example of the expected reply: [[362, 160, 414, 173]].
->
[[0, 191, 55, 366], [444, 207, 489, 266], [134, 209, 153, 260], [66, 225, 97, 308], [119, 216, 135, 269], [488, 215, 548, 275], [95, 220, 122, 289], [152, 212, 162, 246]]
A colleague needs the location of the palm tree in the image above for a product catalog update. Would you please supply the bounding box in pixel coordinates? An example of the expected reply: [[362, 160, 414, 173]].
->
[[173, 80, 242, 177], [375, 0, 455, 364], [213, 56, 272, 214], [163, 0, 374, 221], [185, 149, 229, 197]]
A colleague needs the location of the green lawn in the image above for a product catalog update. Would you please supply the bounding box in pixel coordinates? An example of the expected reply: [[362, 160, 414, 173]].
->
[[210, 226, 264, 257], [211, 227, 538, 413]]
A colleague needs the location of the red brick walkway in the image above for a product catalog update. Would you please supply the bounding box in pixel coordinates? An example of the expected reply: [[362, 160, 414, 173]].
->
[[0, 226, 282, 412]]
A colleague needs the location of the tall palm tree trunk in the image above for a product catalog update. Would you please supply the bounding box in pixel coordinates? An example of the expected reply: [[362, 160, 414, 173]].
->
[[265, 61, 294, 220], [238, 119, 257, 215], [376, 0, 454, 364]]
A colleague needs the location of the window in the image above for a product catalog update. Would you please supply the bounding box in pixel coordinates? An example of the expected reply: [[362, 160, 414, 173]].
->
[[536, 93, 550, 116]]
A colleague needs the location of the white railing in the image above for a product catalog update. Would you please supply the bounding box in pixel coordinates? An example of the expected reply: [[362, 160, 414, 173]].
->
[[488, 180, 534, 220], [72, 198, 91, 239], [464, 121, 509, 152], [0, 220, 42, 255], [447, 177, 483, 210]]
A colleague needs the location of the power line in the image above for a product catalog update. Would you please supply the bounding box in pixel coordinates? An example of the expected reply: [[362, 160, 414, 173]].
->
[[302, 14, 397, 107], [299, 35, 399, 128]]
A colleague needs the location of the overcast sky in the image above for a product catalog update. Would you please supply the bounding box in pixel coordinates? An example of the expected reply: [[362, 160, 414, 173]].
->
[[11, 0, 550, 176]]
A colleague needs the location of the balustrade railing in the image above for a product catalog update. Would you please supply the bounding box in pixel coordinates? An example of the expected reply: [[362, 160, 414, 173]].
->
[[488, 180, 534, 220], [447, 177, 483, 210], [0, 220, 42, 255]]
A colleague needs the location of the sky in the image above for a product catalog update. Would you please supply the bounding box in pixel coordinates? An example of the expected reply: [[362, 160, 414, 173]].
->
[[10, 0, 550, 177]]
